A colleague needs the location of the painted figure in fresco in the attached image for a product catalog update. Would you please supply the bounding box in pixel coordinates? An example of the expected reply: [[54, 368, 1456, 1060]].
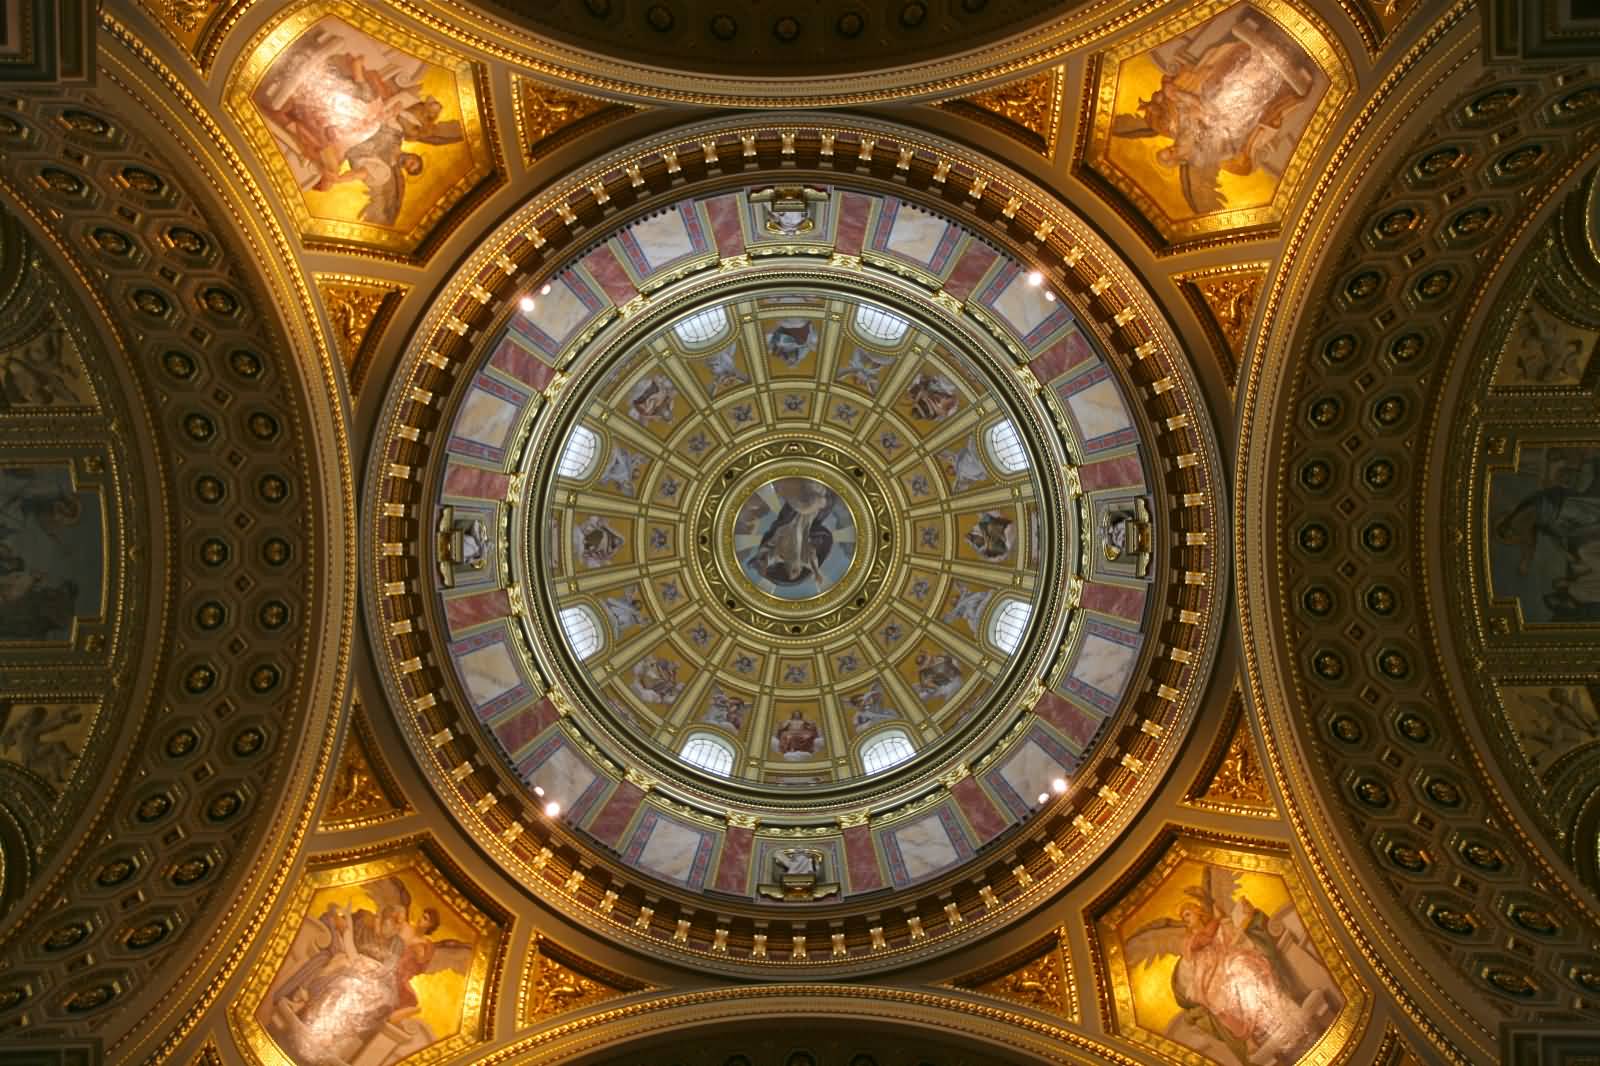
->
[[914, 652, 964, 702], [942, 584, 994, 634], [845, 683, 898, 732], [267, 877, 474, 1066], [703, 687, 750, 732], [629, 655, 683, 705], [627, 373, 677, 425], [601, 587, 649, 637], [745, 478, 839, 589], [1510, 305, 1591, 383], [573, 515, 624, 569], [0, 703, 85, 789], [253, 21, 466, 227], [939, 436, 990, 493], [773, 710, 823, 757], [837, 348, 894, 394], [966, 511, 1016, 562], [597, 446, 647, 496], [905, 372, 961, 421], [703, 344, 749, 395], [0, 327, 90, 408], [1513, 686, 1600, 770], [765, 319, 816, 367], [1123, 864, 1342, 1066], [0, 472, 85, 639], [1111, 10, 1317, 214], [1494, 449, 1600, 621]]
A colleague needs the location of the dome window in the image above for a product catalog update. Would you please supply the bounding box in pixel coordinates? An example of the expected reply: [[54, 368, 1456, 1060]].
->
[[558, 605, 604, 661], [681, 731, 736, 776], [673, 306, 730, 348], [985, 419, 1029, 474], [556, 424, 601, 480], [987, 597, 1031, 656], [854, 304, 910, 345], [861, 729, 916, 774]]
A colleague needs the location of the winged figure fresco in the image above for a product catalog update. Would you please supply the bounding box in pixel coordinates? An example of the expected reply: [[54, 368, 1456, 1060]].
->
[[1122, 862, 1342, 1065]]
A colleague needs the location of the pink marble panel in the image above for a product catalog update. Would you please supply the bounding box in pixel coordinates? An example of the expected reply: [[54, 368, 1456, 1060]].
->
[[445, 589, 510, 633], [443, 464, 510, 501], [943, 242, 999, 299], [1034, 691, 1101, 750], [489, 335, 556, 391], [951, 776, 1009, 843], [1077, 454, 1144, 492], [705, 194, 745, 257], [836, 193, 871, 255], [587, 781, 645, 848], [583, 246, 639, 305], [1081, 581, 1146, 622], [492, 697, 559, 759], [843, 824, 884, 892], [713, 826, 754, 894], [1029, 329, 1095, 384]]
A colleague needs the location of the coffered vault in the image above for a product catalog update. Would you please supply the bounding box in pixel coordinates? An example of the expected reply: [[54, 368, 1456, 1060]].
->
[[0, 2, 1595, 1065]]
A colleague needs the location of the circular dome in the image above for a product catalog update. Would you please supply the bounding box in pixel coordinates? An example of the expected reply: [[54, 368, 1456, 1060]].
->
[[366, 116, 1225, 974], [524, 276, 1074, 802]]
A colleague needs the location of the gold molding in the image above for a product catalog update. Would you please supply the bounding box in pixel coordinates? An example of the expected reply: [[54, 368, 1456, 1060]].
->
[[511, 74, 638, 169], [1182, 688, 1277, 817], [937, 66, 1066, 159], [519, 932, 651, 1029], [943, 926, 1080, 1022], [318, 700, 412, 831], [313, 273, 407, 392], [1175, 262, 1270, 395]]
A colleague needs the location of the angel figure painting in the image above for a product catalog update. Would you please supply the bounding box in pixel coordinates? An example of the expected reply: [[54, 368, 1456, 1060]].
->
[[1092, 1, 1341, 244], [238, 10, 490, 255], [255, 866, 491, 1066], [1103, 851, 1348, 1066]]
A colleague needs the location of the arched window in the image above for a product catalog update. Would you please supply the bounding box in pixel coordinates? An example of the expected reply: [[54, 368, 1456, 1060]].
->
[[673, 306, 729, 348], [987, 597, 1032, 655], [681, 731, 736, 775], [985, 419, 1029, 474], [854, 304, 910, 345], [861, 729, 916, 774], [556, 424, 601, 480], [558, 604, 603, 660]]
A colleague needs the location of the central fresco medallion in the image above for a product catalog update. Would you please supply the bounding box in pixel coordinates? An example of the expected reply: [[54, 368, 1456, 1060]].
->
[[733, 476, 855, 601]]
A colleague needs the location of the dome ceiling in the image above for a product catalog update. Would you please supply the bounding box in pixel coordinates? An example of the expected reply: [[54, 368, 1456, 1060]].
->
[[5, 3, 1600, 1065]]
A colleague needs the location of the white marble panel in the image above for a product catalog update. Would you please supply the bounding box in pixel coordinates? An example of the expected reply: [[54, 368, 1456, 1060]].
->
[[999, 738, 1065, 804], [629, 209, 695, 270], [893, 813, 960, 880], [636, 817, 703, 884], [458, 641, 524, 707], [1065, 378, 1132, 441], [536, 278, 594, 343], [454, 386, 521, 450], [991, 274, 1055, 337], [529, 742, 596, 808], [1071, 633, 1137, 698], [886, 205, 949, 265]]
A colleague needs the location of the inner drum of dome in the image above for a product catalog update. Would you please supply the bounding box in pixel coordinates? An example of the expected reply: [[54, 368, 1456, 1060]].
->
[[526, 283, 1061, 791]]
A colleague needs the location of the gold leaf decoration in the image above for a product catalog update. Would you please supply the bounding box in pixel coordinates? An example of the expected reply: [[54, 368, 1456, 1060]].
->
[[320, 705, 409, 831], [521, 932, 648, 1027], [1176, 263, 1269, 393], [946, 927, 1079, 1021], [514, 76, 637, 167], [314, 274, 405, 389], [938, 68, 1065, 158], [1185, 693, 1276, 817]]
